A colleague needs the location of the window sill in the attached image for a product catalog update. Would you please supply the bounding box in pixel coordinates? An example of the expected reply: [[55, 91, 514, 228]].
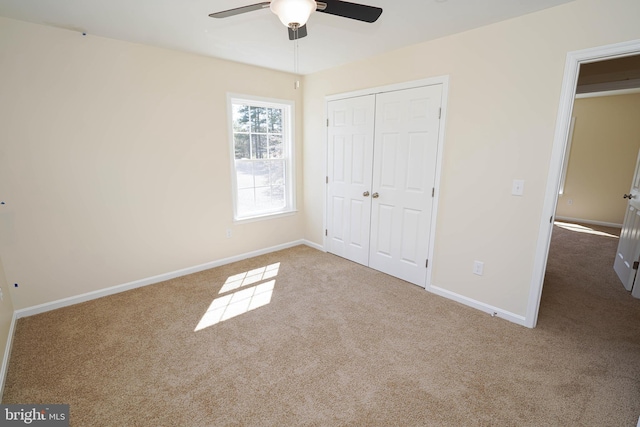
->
[[233, 210, 298, 224]]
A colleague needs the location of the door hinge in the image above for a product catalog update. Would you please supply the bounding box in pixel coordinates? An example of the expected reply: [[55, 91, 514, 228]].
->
[[432, 188, 435, 198], [326, 176, 329, 184], [325, 229, 328, 236], [326, 118, 329, 127], [634, 261, 639, 270], [425, 259, 429, 268], [438, 108, 442, 119]]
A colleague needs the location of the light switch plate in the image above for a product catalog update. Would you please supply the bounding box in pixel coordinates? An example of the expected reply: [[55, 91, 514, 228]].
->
[[512, 179, 524, 196], [473, 261, 484, 276]]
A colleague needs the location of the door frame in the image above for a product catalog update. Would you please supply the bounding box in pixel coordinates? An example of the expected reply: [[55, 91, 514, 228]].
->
[[323, 76, 450, 289], [527, 39, 640, 328]]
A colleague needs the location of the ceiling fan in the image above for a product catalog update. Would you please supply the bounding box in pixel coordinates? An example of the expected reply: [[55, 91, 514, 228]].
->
[[209, 0, 383, 40]]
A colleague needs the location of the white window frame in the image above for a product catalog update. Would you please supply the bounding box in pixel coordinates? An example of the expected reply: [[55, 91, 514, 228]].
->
[[227, 93, 296, 222]]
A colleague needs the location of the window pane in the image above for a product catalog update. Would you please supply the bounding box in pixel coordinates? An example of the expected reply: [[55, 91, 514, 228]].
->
[[271, 185, 285, 208], [234, 134, 250, 159], [232, 104, 250, 132], [237, 188, 255, 217], [255, 186, 272, 210], [254, 161, 270, 187], [229, 97, 293, 220], [270, 160, 285, 186], [251, 107, 267, 133], [255, 186, 285, 211], [235, 161, 254, 189], [252, 134, 268, 159], [269, 135, 283, 159], [268, 108, 283, 133]]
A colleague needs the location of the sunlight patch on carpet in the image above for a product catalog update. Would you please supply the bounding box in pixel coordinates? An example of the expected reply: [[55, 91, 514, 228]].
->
[[194, 264, 279, 331], [220, 263, 280, 293], [555, 221, 619, 238]]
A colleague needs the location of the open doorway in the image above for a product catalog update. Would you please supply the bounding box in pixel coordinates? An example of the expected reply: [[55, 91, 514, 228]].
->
[[527, 39, 640, 328], [555, 55, 640, 228], [547, 56, 640, 314]]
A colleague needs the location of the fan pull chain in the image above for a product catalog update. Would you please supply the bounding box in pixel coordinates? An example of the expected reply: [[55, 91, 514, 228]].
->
[[294, 37, 298, 75], [292, 25, 300, 89]]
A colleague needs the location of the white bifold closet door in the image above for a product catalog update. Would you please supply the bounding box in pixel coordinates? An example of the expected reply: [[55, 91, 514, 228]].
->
[[326, 94, 376, 266], [326, 84, 443, 287]]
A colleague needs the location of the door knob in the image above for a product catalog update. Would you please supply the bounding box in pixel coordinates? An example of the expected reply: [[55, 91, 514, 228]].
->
[[372, 192, 379, 198], [363, 191, 370, 197], [624, 194, 635, 199]]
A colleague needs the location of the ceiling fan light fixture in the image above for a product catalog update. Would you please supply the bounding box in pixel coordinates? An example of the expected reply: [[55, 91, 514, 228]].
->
[[270, 0, 317, 28]]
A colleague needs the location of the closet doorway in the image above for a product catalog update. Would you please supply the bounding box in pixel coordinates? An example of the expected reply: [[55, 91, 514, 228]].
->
[[325, 81, 446, 287]]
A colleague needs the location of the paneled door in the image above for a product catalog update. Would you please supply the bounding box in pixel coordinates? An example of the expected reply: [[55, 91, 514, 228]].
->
[[326, 95, 376, 266], [614, 149, 640, 296], [369, 85, 443, 285], [326, 84, 443, 287]]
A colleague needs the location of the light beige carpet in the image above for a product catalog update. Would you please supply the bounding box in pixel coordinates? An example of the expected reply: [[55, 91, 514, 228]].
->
[[3, 223, 640, 426]]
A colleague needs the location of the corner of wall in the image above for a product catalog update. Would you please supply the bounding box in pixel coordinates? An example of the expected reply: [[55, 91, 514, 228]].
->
[[0, 256, 16, 400]]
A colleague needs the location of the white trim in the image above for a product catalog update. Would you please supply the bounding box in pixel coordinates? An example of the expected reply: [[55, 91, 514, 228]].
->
[[575, 87, 640, 99], [0, 311, 17, 397], [428, 78, 449, 289], [321, 96, 329, 251], [558, 116, 576, 196], [325, 77, 449, 102], [576, 79, 640, 95], [302, 239, 324, 251], [554, 216, 622, 229], [15, 240, 310, 319], [429, 285, 527, 327], [323, 75, 449, 291], [232, 210, 298, 225], [528, 39, 640, 329]]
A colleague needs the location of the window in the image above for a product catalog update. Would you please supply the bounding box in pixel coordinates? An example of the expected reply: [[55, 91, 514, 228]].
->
[[228, 95, 295, 221]]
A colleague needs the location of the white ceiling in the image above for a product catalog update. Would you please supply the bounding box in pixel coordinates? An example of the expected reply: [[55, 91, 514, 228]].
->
[[0, 0, 574, 75]]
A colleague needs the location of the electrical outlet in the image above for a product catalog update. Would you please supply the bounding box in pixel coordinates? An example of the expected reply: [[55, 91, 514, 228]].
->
[[226, 228, 232, 238], [473, 261, 484, 276]]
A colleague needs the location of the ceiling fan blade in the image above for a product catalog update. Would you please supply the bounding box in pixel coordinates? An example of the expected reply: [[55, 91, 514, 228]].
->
[[288, 24, 308, 40], [316, 0, 382, 23], [209, 2, 271, 19]]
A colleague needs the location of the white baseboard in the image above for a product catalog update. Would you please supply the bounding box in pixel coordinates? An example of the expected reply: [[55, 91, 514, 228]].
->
[[0, 311, 18, 399], [302, 239, 324, 252], [15, 239, 314, 319], [554, 216, 622, 229], [427, 284, 528, 327]]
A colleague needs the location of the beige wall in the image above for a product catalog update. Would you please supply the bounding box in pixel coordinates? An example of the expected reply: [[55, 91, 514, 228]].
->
[[556, 93, 640, 224], [303, 0, 640, 316], [0, 17, 305, 310]]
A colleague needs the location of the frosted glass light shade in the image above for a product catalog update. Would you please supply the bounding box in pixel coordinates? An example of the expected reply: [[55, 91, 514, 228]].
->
[[270, 0, 316, 27]]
